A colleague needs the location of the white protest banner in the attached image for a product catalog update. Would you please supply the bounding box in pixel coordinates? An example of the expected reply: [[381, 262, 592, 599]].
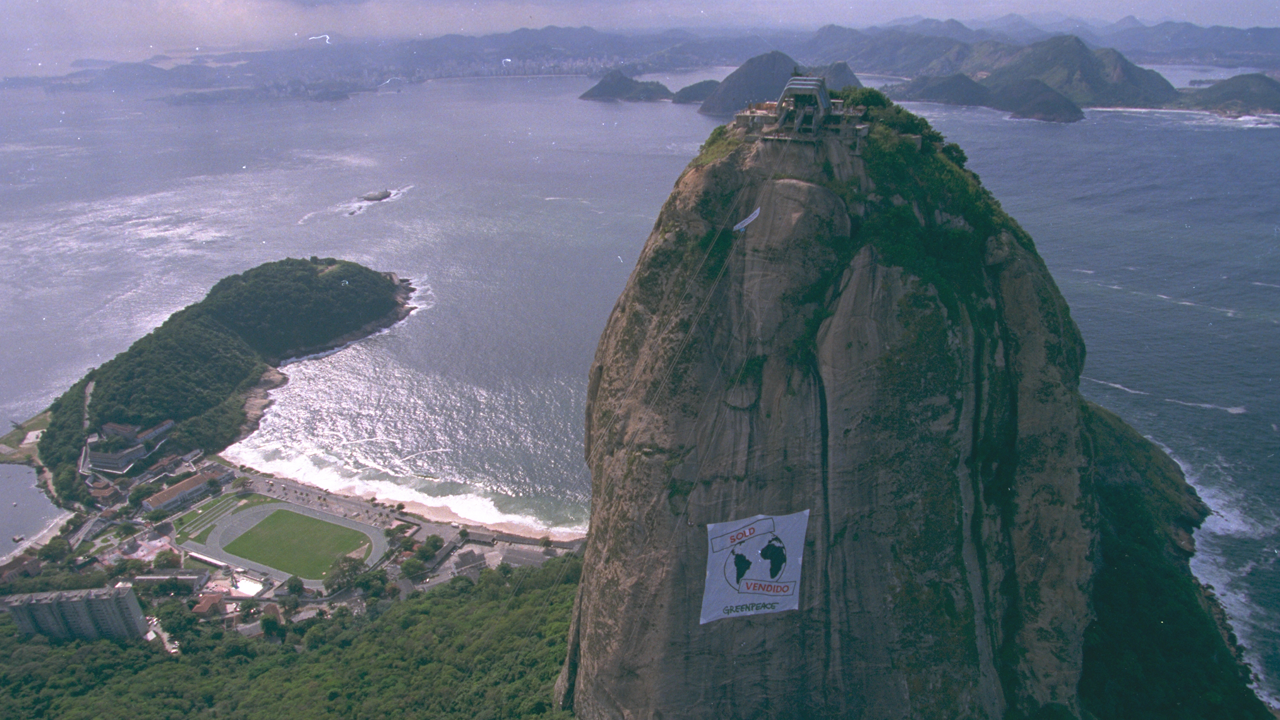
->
[[699, 509, 810, 624], [732, 207, 761, 232]]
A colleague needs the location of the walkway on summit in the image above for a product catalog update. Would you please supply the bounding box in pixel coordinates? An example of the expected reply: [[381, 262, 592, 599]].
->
[[179, 501, 388, 590]]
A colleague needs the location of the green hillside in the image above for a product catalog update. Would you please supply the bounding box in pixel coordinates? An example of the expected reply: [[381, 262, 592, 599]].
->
[[37, 258, 401, 504], [580, 70, 673, 102], [1176, 73, 1280, 116], [980, 35, 1180, 107]]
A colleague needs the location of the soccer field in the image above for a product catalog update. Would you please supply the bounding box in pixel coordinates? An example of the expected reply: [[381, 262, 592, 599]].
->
[[223, 509, 372, 579]]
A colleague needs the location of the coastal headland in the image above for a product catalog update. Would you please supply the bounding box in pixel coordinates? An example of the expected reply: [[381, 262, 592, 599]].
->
[[3, 256, 578, 588]]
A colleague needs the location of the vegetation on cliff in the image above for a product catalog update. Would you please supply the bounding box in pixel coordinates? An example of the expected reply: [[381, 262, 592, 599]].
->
[[0, 558, 580, 720], [889, 74, 1084, 122], [698, 50, 800, 115], [579, 70, 673, 102], [1079, 403, 1270, 720], [1175, 73, 1280, 116], [800, 92, 1265, 717], [829, 87, 1019, 314], [979, 35, 1179, 108], [990, 78, 1086, 122], [890, 73, 995, 107], [37, 258, 402, 504], [671, 79, 720, 104]]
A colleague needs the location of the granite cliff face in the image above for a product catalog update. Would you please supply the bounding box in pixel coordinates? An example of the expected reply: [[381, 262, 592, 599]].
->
[[557, 93, 1268, 719]]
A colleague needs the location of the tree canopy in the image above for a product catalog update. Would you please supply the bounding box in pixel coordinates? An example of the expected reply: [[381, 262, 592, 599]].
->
[[0, 557, 580, 720], [38, 258, 400, 491]]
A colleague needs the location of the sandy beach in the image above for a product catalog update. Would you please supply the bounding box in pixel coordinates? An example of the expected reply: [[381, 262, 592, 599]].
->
[[221, 277, 588, 544], [223, 466, 586, 542], [395, 497, 586, 542], [1, 510, 74, 566]]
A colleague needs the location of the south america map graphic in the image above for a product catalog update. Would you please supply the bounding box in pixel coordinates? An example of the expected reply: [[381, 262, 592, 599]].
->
[[700, 509, 810, 624], [725, 534, 787, 589]]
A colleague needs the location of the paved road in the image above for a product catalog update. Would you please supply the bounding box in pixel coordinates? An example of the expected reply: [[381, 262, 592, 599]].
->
[[179, 501, 387, 590], [241, 476, 397, 529]]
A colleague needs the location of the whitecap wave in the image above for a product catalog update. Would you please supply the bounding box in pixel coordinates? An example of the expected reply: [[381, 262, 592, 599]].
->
[[1082, 376, 1149, 395], [294, 151, 379, 168], [1146, 442, 1274, 541], [1195, 484, 1276, 540], [410, 284, 437, 311], [220, 440, 585, 536], [1164, 398, 1247, 414], [1160, 442, 1280, 708], [1089, 106, 1280, 130], [1190, 537, 1280, 709]]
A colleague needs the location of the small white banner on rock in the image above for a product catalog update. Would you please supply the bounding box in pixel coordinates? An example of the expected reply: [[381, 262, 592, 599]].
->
[[700, 509, 810, 624]]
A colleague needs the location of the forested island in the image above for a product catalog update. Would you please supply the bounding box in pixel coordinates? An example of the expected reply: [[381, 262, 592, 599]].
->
[[0, 258, 597, 720], [33, 257, 412, 508]]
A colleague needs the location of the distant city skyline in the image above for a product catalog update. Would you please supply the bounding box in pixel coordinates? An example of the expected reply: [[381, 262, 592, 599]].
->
[[3, 0, 1279, 76]]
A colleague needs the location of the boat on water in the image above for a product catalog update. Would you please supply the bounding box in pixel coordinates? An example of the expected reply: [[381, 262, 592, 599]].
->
[[12, 534, 23, 543]]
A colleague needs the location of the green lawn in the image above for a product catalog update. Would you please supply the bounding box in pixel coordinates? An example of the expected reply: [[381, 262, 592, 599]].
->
[[231, 494, 282, 514], [222, 510, 370, 579], [190, 525, 216, 545]]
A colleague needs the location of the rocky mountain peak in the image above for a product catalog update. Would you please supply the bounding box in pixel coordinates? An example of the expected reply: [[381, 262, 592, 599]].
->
[[556, 92, 1270, 720]]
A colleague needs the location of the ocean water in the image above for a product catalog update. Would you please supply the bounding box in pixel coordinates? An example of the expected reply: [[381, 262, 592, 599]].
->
[[907, 101, 1280, 703], [0, 68, 1276, 701], [0, 464, 66, 564]]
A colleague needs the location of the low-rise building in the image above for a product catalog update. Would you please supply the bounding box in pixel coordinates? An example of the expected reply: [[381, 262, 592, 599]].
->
[[498, 544, 555, 569], [1, 585, 148, 641], [87, 475, 124, 506], [134, 454, 183, 485], [87, 443, 147, 473], [132, 570, 209, 592], [0, 555, 43, 583], [137, 419, 175, 443], [451, 549, 487, 582], [141, 466, 235, 513], [101, 423, 140, 442], [192, 593, 226, 618], [732, 76, 870, 139]]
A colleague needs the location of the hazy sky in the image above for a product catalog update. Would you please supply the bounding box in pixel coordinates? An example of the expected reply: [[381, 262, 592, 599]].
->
[[5, 0, 1280, 75]]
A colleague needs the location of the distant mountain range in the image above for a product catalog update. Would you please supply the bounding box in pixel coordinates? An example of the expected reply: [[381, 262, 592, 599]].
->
[[3, 17, 1277, 118], [870, 15, 1280, 69]]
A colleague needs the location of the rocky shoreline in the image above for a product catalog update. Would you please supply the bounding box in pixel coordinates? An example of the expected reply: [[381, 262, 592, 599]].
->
[[270, 275, 416, 365]]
